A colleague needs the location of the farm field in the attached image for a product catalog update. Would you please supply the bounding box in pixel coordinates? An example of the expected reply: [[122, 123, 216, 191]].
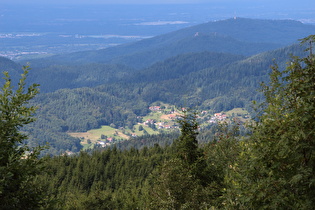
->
[[69, 105, 250, 150]]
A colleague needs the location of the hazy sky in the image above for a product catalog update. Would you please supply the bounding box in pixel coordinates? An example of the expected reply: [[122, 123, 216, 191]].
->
[[3, 0, 209, 4], [2, 0, 313, 5], [1, 0, 222, 3]]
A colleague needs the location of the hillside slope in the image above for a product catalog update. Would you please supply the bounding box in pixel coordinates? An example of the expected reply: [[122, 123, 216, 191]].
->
[[25, 44, 307, 155], [0, 56, 22, 85]]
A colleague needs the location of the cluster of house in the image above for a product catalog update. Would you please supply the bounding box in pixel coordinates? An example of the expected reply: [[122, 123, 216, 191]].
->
[[209, 113, 228, 123], [156, 121, 175, 129], [148, 105, 233, 126], [97, 137, 114, 147], [148, 106, 161, 111], [144, 119, 155, 125], [143, 119, 176, 129], [97, 141, 108, 147]]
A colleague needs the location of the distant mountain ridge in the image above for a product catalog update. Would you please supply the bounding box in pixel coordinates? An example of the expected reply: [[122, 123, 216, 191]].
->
[[109, 33, 278, 69], [28, 18, 315, 69], [0, 56, 22, 85], [180, 18, 313, 44]]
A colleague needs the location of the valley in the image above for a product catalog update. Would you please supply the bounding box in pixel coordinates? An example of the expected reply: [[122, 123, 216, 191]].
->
[[68, 104, 250, 151], [0, 17, 313, 156]]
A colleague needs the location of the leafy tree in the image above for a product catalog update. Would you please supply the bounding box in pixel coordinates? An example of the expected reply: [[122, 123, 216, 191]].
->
[[0, 66, 46, 209], [225, 35, 315, 209], [202, 122, 242, 208]]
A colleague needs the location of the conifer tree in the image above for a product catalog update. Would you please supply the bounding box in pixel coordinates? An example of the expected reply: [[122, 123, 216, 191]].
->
[[225, 35, 315, 209], [174, 109, 200, 165], [149, 110, 214, 209], [0, 66, 45, 209]]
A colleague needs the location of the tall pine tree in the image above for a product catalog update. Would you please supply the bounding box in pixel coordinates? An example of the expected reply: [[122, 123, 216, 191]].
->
[[149, 110, 217, 209]]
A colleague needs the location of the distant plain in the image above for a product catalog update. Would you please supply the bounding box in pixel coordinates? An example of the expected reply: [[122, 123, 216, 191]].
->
[[1, 3, 314, 60]]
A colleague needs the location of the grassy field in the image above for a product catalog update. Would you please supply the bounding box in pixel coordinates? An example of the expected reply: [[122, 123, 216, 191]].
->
[[89, 126, 116, 137], [142, 111, 163, 122], [69, 105, 250, 149], [225, 108, 249, 116], [69, 124, 159, 146], [68, 125, 128, 144], [82, 143, 94, 150], [133, 124, 159, 136]]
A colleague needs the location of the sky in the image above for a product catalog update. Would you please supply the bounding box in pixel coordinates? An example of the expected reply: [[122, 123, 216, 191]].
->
[[1, 0, 312, 5], [2, 0, 207, 4], [1, 0, 314, 9], [2, 0, 222, 3]]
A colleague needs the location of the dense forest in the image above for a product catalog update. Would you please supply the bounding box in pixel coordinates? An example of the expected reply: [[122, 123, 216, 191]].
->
[[24, 44, 306, 155], [1, 36, 314, 208]]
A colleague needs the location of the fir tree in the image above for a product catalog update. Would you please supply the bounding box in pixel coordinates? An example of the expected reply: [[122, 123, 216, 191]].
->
[[0, 66, 46, 209], [149, 110, 215, 209]]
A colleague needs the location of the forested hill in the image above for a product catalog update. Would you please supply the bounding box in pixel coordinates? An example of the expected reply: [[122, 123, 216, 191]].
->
[[2, 18, 313, 155], [122, 52, 245, 84], [26, 18, 315, 69], [0, 56, 19, 70], [108, 34, 274, 69], [27, 52, 244, 92], [28, 63, 134, 93], [24, 44, 306, 155], [24, 43, 305, 94], [0, 56, 22, 85], [179, 18, 314, 45]]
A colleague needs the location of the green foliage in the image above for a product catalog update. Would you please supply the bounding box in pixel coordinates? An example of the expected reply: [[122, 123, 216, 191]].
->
[[38, 145, 173, 209], [225, 36, 315, 209], [0, 66, 46, 209], [149, 158, 208, 209], [204, 122, 243, 208], [174, 110, 200, 164], [115, 133, 179, 151], [0, 57, 21, 85], [28, 63, 134, 92], [148, 110, 224, 209]]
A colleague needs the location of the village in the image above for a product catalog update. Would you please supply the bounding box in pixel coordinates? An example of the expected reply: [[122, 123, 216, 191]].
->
[[67, 102, 250, 151], [88, 104, 250, 148]]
